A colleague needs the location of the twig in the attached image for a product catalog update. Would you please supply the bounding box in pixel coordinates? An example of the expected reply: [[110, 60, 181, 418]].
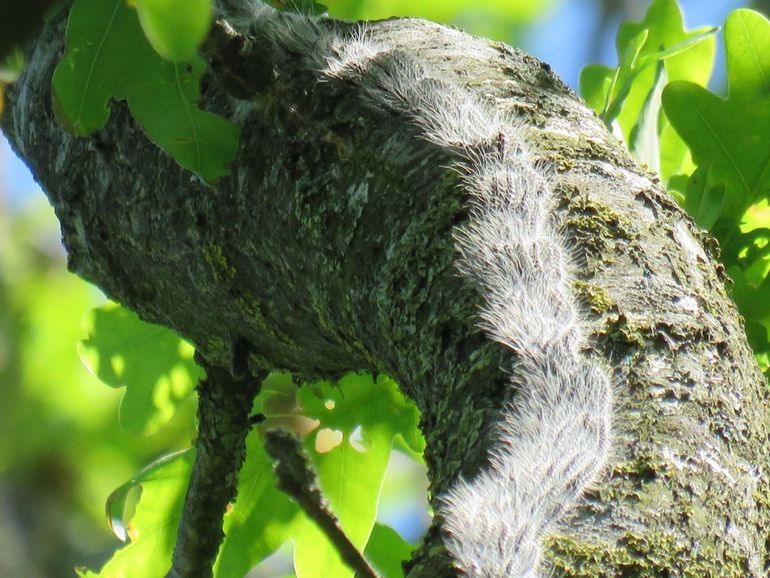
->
[[264, 429, 381, 578]]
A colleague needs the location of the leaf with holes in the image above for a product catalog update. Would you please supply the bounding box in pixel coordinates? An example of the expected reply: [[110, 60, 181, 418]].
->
[[290, 373, 423, 578]]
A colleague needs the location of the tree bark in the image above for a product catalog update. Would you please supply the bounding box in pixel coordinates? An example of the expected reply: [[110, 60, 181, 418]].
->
[[3, 8, 770, 577]]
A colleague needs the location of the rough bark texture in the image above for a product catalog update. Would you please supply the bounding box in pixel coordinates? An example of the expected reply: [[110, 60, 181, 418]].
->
[[3, 8, 770, 578], [167, 363, 261, 578]]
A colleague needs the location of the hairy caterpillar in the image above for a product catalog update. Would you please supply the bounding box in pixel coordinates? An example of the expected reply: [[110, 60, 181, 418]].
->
[[221, 2, 613, 576]]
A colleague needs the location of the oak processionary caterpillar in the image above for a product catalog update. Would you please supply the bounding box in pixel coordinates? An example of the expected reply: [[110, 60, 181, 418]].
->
[[224, 2, 614, 576]]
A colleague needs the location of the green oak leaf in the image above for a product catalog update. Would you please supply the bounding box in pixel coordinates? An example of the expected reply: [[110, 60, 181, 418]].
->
[[76, 449, 192, 578], [241, 372, 423, 577], [723, 218, 770, 367], [214, 430, 301, 578], [364, 523, 414, 578], [78, 302, 203, 436], [746, 320, 770, 374], [230, 372, 423, 577], [580, 0, 716, 181], [324, 0, 556, 41], [80, 431, 298, 578], [78, 373, 423, 577], [630, 62, 666, 174], [133, 0, 212, 61], [613, 0, 715, 129], [601, 27, 649, 126], [270, 0, 329, 16], [663, 9, 770, 223], [327, 0, 556, 21], [662, 10, 770, 372], [681, 167, 725, 231], [727, 265, 770, 331], [292, 373, 423, 578], [52, 0, 239, 181], [579, 64, 614, 118], [252, 371, 298, 417]]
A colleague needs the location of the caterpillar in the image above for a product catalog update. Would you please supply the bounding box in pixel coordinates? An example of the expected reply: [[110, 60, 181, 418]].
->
[[221, 2, 613, 575]]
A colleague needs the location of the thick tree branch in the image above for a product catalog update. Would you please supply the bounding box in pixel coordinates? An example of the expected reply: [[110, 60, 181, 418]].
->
[[3, 7, 770, 577]]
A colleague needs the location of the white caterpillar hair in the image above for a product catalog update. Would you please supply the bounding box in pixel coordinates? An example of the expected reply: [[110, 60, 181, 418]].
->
[[223, 3, 613, 576]]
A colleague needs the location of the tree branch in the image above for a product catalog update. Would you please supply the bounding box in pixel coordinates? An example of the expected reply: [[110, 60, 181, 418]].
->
[[2, 7, 769, 576], [166, 356, 263, 578], [264, 430, 380, 578]]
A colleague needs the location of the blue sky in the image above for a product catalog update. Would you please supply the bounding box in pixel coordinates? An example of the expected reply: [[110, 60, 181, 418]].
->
[[526, 0, 744, 89]]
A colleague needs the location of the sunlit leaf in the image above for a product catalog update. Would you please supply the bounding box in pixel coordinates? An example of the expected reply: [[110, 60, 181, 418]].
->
[[663, 9, 770, 222], [271, 0, 328, 16], [78, 449, 193, 578], [214, 430, 301, 578], [105, 449, 191, 541], [330, 0, 556, 20], [132, 0, 212, 61], [326, 0, 558, 38], [579, 64, 613, 116], [581, 0, 716, 182], [78, 302, 203, 436], [291, 373, 423, 578], [601, 27, 649, 127], [681, 167, 725, 231], [612, 0, 716, 133], [662, 9, 770, 374], [728, 266, 770, 325], [364, 523, 414, 578], [630, 62, 666, 173], [80, 430, 298, 578]]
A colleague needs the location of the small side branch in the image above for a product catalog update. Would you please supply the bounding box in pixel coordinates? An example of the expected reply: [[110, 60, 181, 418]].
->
[[166, 357, 263, 578], [264, 430, 381, 578]]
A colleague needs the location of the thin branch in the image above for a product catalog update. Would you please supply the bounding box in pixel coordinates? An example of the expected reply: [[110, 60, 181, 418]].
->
[[165, 350, 264, 578], [264, 429, 381, 578]]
